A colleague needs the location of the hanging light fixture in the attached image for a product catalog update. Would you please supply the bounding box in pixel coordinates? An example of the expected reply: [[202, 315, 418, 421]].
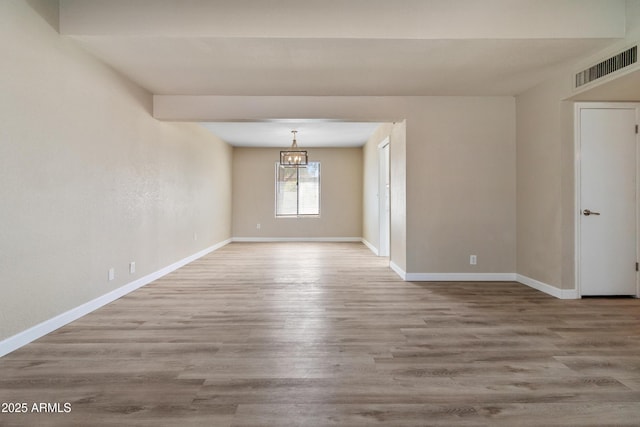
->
[[279, 130, 308, 167]]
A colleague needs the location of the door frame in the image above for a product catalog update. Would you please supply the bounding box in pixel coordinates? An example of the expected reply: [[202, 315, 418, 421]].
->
[[378, 137, 390, 257], [574, 102, 640, 298]]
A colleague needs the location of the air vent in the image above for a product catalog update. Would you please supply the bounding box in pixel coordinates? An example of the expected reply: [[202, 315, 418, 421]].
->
[[575, 45, 637, 88]]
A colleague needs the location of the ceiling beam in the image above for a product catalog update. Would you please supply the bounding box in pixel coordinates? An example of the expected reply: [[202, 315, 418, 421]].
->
[[155, 95, 424, 122], [60, 0, 626, 40]]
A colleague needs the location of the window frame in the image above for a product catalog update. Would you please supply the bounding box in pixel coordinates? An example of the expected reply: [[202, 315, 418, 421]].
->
[[274, 161, 321, 218]]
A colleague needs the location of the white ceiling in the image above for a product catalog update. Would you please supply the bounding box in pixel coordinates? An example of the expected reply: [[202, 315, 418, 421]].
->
[[200, 121, 383, 148], [57, 0, 637, 146]]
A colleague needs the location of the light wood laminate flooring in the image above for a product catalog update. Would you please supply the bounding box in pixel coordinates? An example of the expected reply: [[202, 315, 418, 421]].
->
[[1, 242, 640, 426]]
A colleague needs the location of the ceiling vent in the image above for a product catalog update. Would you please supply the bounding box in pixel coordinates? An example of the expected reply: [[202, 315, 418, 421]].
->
[[575, 45, 637, 88]]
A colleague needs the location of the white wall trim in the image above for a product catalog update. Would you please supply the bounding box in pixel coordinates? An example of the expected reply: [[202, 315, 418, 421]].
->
[[377, 137, 390, 149], [0, 239, 231, 358], [574, 103, 640, 299], [361, 238, 379, 255], [391, 269, 580, 299], [232, 237, 362, 243], [389, 261, 407, 280], [405, 273, 517, 282], [0, 237, 582, 358], [516, 274, 580, 299]]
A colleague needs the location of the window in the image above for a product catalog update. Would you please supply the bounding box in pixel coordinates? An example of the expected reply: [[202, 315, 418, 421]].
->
[[275, 162, 320, 217]]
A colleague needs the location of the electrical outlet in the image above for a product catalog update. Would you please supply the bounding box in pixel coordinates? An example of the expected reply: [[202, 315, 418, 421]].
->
[[470, 255, 477, 265], [108, 267, 115, 281], [129, 262, 136, 274], [257, 223, 261, 230], [193, 232, 198, 241]]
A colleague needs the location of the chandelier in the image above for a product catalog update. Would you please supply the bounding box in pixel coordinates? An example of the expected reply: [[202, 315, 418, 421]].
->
[[280, 130, 308, 167]]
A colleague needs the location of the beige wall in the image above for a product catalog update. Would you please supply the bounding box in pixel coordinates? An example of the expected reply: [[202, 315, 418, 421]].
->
[[516, 77, 581, 291], [232, 147, 363, 238], [405, 98, 516, 274], [516, 79, 566, 287], [0, 1, 232, 340]]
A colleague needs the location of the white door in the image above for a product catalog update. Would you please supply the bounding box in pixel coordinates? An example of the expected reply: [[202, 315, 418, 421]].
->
[[378, 140, 390, 257], [579, 106, 638, 296]]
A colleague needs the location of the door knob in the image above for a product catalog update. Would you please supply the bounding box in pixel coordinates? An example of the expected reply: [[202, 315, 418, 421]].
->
[[583, 209, 600, 216]]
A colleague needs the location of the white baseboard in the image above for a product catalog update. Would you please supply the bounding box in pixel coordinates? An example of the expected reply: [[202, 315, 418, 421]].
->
[[390, 261, 407, 280], [405, 272, 517, 282], [516, 274, 579, 299], [231, 237, 362, 243], [361, 239, 379, 255], [1, 241, 580, 358], [0, 239, 231, 358], [389, 268, 578, 300], [388, 264, 516, 283]]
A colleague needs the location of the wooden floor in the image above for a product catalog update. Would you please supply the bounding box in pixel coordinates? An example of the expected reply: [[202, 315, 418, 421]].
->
[[1, 242, 640, 426]]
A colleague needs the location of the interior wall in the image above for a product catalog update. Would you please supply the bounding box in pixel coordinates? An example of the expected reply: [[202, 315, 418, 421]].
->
[[156, 96, 514, 277], [232, 147, 363, 239], [389, 121, 408, 272], [0, 0, 232, 341], [516, 79, 566, 287], [362, 123, 394, 251], [516, 17, 640, 292], [405, 97, 517, 274]]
